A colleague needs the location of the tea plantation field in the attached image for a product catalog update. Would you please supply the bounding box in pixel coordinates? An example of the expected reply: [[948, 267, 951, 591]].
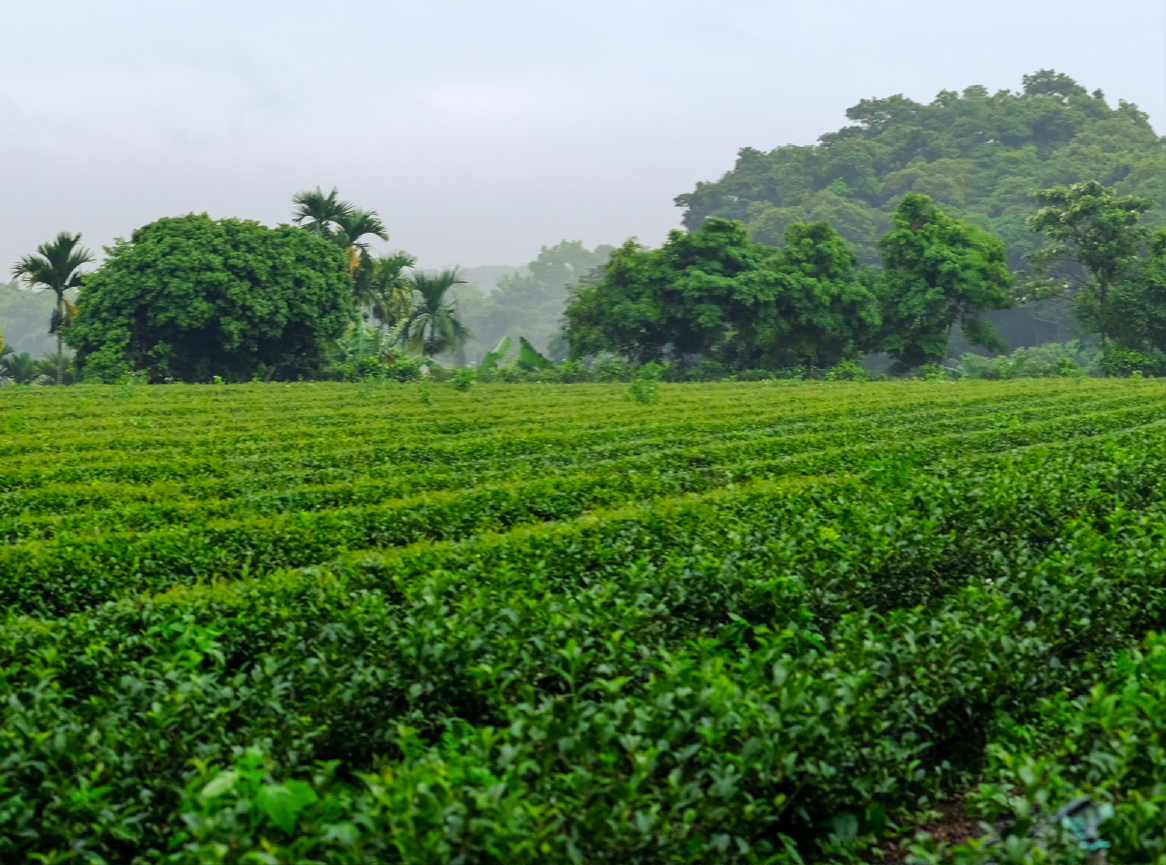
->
[[0, 379, 1163, 863]]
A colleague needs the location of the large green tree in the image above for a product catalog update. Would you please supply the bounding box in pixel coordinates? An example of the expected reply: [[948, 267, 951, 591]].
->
[[876, 194, 1013, 372], [1026, 180, 1152, 344], [757, 221, 881, 368], [565, 217, 878, 369], [68, 214, 353, 382], [11, 232, 94, 384]]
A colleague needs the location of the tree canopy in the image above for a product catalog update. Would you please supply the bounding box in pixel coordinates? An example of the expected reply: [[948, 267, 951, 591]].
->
[[564, 217, 879, 369], [877, 194, 1013, 372], [1026, 180, 1152, 344], [68, 214, 353, 382], [1106, 228, 1166, 357], [675, 71, 1164, 270], [399, 269, 473, 361]]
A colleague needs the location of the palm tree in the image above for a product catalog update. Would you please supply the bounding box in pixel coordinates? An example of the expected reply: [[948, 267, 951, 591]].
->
[[337, 209, 388, 263], [0, 350, 52, 386], [11, 232, 94, 384], [292, 189, 392, 313], [367, 252, 417, 330], [337, 208, 390, 314], [291, 187, 353, 240], [400, 269, 473, 359]]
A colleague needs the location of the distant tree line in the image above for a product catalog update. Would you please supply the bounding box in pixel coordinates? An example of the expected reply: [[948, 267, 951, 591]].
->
[[3, 70, 1162, 383], [674, 70, 1164, 348], [3, 188, 485, 384], [565, 183, 1163, 375]]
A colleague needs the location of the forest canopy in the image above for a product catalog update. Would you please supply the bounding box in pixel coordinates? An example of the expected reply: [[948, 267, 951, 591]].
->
[[674, 71, 1165, 270]]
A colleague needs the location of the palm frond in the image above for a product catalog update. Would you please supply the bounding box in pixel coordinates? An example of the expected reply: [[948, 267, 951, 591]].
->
[[291, 187, 354, 237], [13, 233, 94, 292], [339, 208, 389, 248]]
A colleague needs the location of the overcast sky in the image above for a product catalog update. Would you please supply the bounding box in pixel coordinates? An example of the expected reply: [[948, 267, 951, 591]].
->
[[3, 0, 1163, 275]]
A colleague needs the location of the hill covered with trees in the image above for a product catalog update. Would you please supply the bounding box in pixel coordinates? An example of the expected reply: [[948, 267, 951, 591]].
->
[[673, 71, 1164, 348], [676, 71, 1163, 265]]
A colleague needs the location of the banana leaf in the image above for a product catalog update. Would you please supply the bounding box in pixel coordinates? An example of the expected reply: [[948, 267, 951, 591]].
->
[[479, 336, 512, 370], [517, 337, 552, 371]]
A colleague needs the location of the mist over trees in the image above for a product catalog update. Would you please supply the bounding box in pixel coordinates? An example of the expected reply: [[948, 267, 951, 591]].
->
[[453, 241, 614, 362]]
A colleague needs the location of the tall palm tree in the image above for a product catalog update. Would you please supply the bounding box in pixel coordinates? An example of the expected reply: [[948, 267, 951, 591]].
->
[[400, 269, 473, 359], [291, 187, 353, 240], [337, 209, 388, 262], [11, 232, 94, 384]]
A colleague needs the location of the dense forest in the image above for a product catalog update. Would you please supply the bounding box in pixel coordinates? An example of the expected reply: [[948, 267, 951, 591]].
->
[[674, 70, 1164, 347]]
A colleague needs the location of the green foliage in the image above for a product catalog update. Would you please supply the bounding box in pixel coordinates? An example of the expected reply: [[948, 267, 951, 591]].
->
[[450, 367, 475, 391], [675, 72, 1165, 352], [0, 381, 1163, 862], [1, 350, 51, 386], [384, 356, 423, 382], [516, 336, 553, 371], [677, 71, 1165, 272], [565, 217, 879, 370], [399, 269, 473, 360], [364, 251, 417, 331], [11, 232, 94, 384], [626, 361, 662, 404], [910, 633, 1166, 863], [1106, 228, 1166, 355], [957, 341, 1101, 379], [1027, 180, 1152, 344], [1098, 346, 1166, 378], [478, 335, 512, 370], [824, 358, 870, 381], [877, 194, 1013, 372], [68, 214, 354, 383]]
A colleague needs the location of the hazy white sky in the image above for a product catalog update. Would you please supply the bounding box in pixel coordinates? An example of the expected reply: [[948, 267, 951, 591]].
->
[[4, 0, 1163, 273]]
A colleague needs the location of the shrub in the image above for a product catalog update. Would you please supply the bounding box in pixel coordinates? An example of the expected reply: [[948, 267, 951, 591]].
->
[[1100, 346, 1166, 377], [384, 357, 422, 382], [824, 359, 869, 382], [450, 368, 475, 392]]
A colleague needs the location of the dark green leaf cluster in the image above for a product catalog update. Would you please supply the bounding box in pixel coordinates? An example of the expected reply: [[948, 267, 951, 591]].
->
[[565, 217, 880, 368], [566, 196, 1017, 372], [67, 214, 354, 382], [911, 632, 1166, 863]]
